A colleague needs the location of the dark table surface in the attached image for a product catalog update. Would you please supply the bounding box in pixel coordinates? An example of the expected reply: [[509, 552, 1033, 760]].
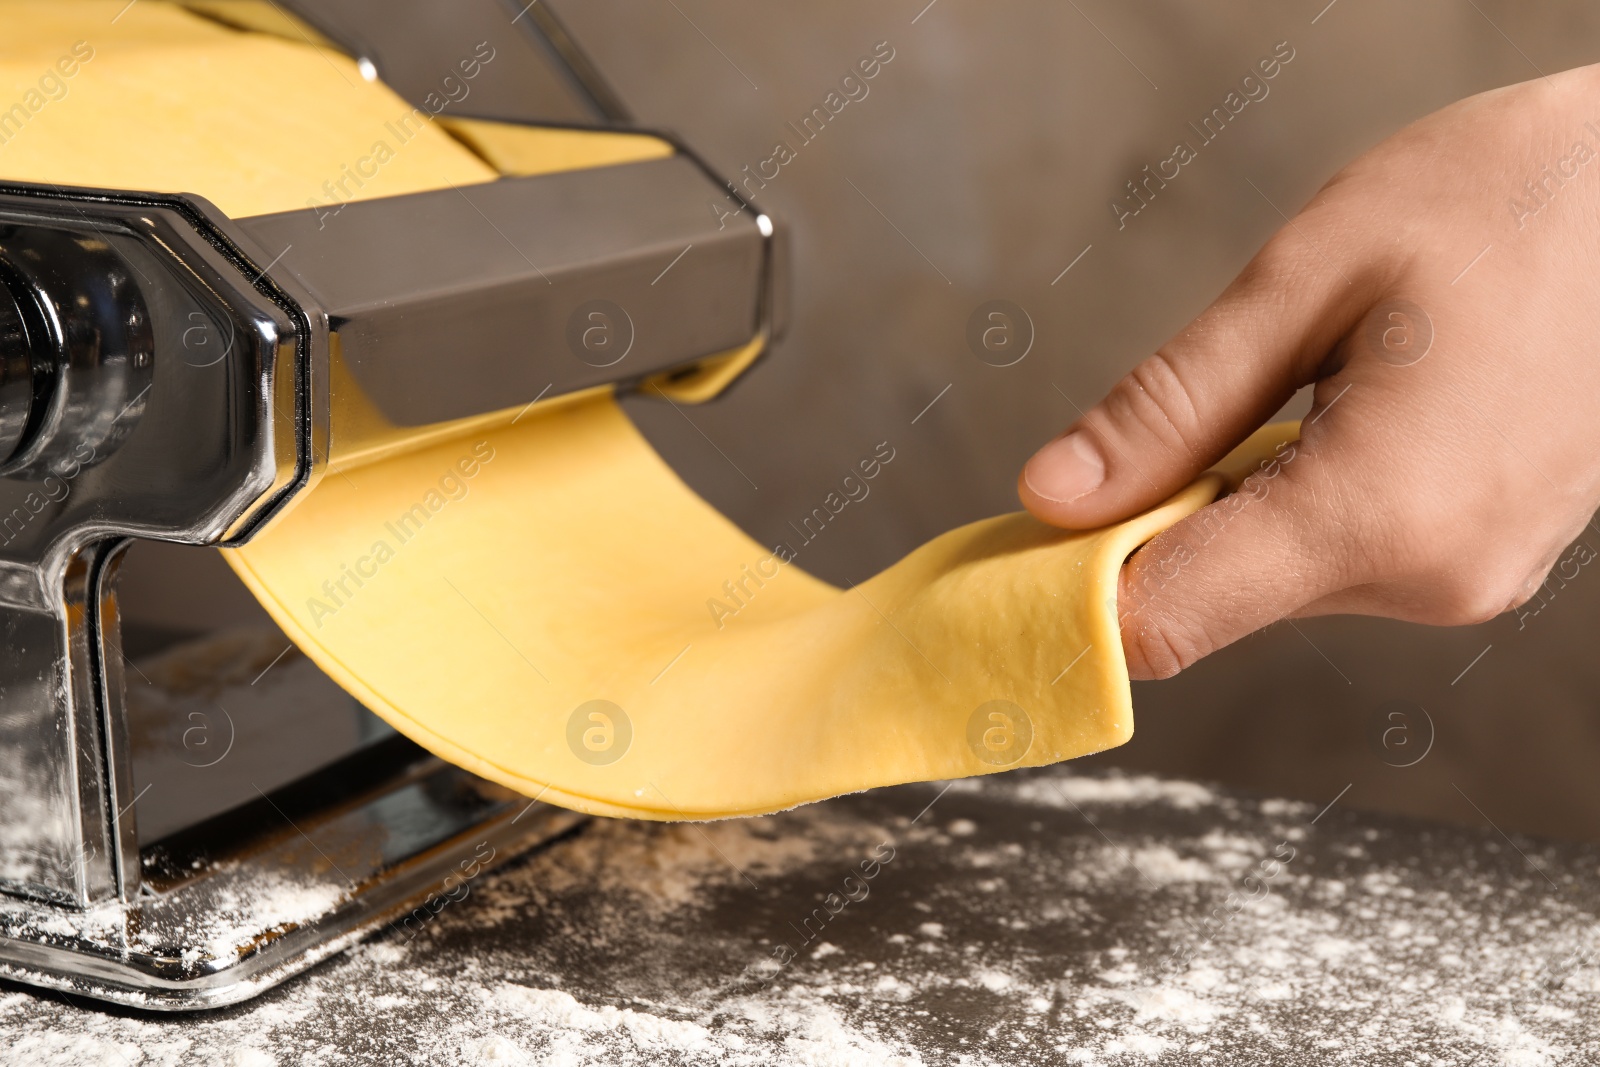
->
[[4, 767, 1598, 1065]]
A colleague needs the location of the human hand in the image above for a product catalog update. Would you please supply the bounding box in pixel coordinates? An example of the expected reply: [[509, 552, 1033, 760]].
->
[[1018, 64, 1600, 679]]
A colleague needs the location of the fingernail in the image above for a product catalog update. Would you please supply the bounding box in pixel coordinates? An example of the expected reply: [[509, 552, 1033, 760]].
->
[[1024, 432, 1106, 504]]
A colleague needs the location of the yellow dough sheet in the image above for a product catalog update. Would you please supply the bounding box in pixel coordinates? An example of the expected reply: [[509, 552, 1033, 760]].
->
[[0, 1, 497, 216], [8, 2, 1294, 820], [226, 399, 1239, 819]]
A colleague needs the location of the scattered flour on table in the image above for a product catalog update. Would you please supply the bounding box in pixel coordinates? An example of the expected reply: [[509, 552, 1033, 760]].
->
[[961, 772, 1216, 811], [3, 771, 1598, 1066]]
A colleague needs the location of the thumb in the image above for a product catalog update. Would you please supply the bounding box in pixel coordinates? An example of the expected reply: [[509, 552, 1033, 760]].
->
[[1019, 235, 1376, 529]]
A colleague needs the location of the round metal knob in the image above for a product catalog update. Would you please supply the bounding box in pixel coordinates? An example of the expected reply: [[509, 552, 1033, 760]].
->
[[0, 278, 35, 464], [0, 227, 153, 479]]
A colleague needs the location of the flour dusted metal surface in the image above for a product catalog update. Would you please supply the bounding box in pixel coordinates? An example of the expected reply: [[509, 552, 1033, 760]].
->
[[4, 768, 1599, 1064]]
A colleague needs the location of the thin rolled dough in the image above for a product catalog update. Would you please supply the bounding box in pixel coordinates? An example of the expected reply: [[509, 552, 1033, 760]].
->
[[7, 2, 1295, 819]]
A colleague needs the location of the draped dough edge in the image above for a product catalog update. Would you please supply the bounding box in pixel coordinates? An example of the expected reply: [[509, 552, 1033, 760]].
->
[[224, 467, 1228, 821]]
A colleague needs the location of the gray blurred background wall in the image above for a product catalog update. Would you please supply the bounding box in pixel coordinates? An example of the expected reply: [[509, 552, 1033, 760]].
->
[[534, 0, 1600, 844]]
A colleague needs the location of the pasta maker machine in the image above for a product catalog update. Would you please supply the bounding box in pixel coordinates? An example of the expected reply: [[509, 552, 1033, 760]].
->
[[0, 0, 784, 1009]]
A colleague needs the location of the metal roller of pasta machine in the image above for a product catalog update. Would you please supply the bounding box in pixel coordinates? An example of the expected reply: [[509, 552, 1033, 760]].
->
[[0, 1, 785, 1009]]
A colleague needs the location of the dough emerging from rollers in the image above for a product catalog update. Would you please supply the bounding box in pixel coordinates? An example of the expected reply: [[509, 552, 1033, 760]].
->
[[228, 398, 1247, 818], [6, 1, 1292, 820]]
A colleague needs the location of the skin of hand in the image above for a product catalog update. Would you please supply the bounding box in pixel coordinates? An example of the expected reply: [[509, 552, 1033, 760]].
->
[[1018, 63, 1600, 680]]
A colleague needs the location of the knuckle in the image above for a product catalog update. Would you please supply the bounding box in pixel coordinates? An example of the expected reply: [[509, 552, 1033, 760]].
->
[[1425, 561, 1528, 626], [1505, 548, 1572, 614], [1507, 569, 1550, 614], [1353, 462, 1571, 626], [1121, 605, 1215, 679], [1098, 350, 1206, 458], [1377, 489, 1547, 626], [1449, 577, 1520, 625]]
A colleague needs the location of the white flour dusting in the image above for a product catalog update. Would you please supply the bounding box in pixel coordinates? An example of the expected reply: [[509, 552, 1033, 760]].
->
[[2, 768, 1598, 1065]]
